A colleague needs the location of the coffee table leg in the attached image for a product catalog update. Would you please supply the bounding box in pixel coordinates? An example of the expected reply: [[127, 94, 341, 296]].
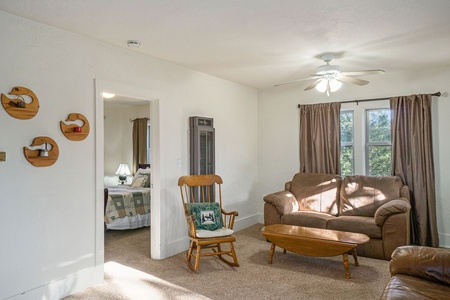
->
[[342, 253, 351, 279], [352, 248, 359, 266], [268, 243, 275, 264]]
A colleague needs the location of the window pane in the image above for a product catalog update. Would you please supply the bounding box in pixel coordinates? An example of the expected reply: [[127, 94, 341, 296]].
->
[[340, 111, 353, 143], [368, 145, 391, 176], [340, 146, 354, 176], [367, 109, 390, 142]]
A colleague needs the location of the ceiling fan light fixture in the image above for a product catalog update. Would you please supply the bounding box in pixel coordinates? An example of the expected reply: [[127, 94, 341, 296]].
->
[[329, 79, 342, 92], [315, 80, 328, 93], [274, 52, 384, 91], [315, 79, 342, 94]]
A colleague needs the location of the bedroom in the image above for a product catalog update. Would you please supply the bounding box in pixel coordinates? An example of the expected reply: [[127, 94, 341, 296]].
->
[[103, 95, 151, 231]]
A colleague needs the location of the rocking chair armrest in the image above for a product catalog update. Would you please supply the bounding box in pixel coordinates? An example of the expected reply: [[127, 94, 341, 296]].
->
[[221, 209, 239, 217], [221, 209, 238, 229]]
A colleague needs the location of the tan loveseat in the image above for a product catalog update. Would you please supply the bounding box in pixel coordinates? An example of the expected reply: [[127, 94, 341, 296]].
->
[[380, 246, 450, 299], [263, 172, 411, 260]]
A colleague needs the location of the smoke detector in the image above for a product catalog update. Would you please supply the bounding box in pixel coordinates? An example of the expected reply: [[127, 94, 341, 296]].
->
[[127, 40, 141, 48]]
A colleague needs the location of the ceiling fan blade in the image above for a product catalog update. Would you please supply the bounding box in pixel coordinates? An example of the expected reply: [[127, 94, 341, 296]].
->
[[336, 75, 369, 86], [341, 69, 385, 76], [304, 79, 323, 91], [274, 75, 322, 87]]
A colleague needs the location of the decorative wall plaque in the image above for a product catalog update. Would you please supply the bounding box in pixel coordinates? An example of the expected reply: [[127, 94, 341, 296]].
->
[[1, 86, 39, 119], [60, 113, 90, 141], [24, 136, 59, 167]]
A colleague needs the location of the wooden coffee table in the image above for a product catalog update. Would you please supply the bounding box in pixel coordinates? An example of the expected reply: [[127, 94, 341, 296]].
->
[[261, 224, 370, 279]]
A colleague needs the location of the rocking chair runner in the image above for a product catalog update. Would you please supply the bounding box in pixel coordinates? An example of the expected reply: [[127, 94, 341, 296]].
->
[[178, 174, 240, 271]]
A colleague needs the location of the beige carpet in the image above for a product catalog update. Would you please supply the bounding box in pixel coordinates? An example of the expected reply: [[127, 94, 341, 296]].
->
[[64, 224, 390, 300]]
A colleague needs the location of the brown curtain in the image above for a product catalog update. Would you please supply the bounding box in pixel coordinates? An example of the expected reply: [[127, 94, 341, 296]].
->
[[299, 102, 341, 174], [132, 118, 148, 173], [390, 94, 439, 247]]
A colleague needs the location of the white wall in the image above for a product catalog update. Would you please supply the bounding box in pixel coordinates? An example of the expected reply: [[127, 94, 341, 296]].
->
[[104, 103, 150, 186], [258, 65, 450, 247], [0, 11, 258, 300]]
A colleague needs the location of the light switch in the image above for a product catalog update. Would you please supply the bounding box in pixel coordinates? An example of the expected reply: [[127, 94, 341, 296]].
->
[[177, 159, 181, 169], [0, 152, 5, 161]]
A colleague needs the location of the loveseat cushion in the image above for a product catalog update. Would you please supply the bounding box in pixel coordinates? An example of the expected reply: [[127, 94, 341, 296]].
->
[[281, 211, 332, 228], [340, 175, 404, 217], [290, 172, 342, 216], [326, 216, 382, 239]]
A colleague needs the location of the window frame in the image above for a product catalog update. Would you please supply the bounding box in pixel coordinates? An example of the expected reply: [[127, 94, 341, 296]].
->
[[340, 110, 355, 176], [364, 108, 392, 175], [340, 99, 390, 175]]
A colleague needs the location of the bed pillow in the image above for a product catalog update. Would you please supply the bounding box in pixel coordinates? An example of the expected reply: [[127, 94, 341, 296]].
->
[[132, 168, 151, 188], [131, 177, 145, 187], [191, 202, 222, 231]]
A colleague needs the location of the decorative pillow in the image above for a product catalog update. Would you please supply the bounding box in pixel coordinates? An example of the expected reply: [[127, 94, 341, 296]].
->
[[191, 202, 222, 231], [131, 177, 145, 187], [132, 168, 151, 188]]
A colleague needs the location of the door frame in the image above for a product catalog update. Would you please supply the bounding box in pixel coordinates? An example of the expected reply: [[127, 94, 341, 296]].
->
[[94, 79, 163, 265]]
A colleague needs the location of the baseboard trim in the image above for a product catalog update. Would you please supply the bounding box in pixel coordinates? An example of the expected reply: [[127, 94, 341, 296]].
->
[[234, 213, 260, 231], [5, 265, 103, 300]]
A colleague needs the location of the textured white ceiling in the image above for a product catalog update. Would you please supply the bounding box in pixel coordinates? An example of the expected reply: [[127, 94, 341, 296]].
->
[[1, 0, 450, 89]]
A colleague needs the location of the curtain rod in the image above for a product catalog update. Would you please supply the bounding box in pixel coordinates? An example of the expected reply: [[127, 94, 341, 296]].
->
[[129, 117, 149, 122], [297, 92, 441, 108]]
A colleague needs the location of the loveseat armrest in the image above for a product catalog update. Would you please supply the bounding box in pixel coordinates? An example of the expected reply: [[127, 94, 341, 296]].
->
[[390, 246, 450, 286], [374, 199, 410, 226], [263, 190, 299, 215]]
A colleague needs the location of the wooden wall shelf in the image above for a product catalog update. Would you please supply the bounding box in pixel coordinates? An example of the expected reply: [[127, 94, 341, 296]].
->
[[24, 136, 59, 167], [60, 113, 90, 141], [1, 86, 39, 120]]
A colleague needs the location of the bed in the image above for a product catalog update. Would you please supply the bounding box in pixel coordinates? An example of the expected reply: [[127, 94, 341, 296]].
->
[[104, 165, 151, 230]]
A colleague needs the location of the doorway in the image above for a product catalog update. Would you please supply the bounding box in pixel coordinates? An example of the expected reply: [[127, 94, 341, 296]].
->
[[95, 79, 162, 267]]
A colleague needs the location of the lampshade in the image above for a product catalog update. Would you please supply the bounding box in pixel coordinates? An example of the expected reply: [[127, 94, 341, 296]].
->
[[315, 79, 342, 93], [115, 164, 131, 176]]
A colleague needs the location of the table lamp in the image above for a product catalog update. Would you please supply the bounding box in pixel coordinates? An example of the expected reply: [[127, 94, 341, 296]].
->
[[115, 163, 131, 185]]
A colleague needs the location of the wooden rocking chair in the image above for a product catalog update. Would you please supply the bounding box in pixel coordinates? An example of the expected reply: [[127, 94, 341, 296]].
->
[[178, 174, 239, 272]]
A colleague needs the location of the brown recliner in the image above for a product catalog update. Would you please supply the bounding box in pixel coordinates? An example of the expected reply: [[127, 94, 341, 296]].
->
[[380, 246, 450, 299]]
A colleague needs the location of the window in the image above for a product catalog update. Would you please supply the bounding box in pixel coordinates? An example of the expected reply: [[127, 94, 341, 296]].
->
[[366, 109, 391, 176], [340, 101, 391, 176], [340, 111, 354, 176]]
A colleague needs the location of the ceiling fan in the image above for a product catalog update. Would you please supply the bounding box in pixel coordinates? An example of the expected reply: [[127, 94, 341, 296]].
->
[[275, 53, 385, 96]]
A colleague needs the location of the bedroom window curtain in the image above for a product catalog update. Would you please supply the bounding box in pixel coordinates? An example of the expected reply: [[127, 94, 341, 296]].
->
[[132, 118, 148, 173], [299, 102, 341, 174], [390, 94, 439, 247]]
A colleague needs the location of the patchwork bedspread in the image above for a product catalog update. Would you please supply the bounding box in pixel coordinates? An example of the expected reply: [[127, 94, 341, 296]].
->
[[105, 186, 151, 224]]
